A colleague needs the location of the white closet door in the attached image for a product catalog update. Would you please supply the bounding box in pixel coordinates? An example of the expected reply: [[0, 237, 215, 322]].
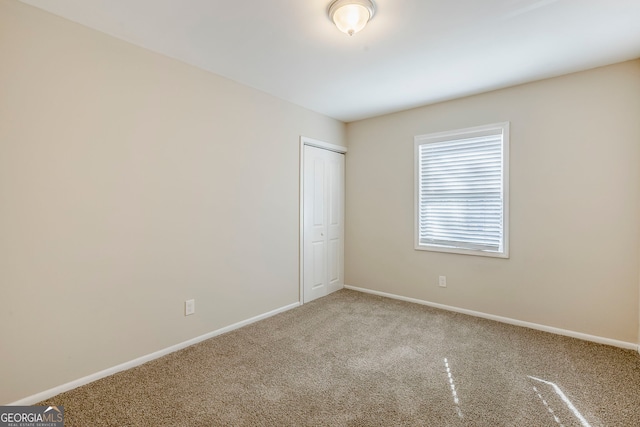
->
[[303, 145, 345, 303]]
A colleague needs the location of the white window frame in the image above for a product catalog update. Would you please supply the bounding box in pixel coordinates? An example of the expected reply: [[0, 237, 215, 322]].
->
[[414, 122, 510, 258]]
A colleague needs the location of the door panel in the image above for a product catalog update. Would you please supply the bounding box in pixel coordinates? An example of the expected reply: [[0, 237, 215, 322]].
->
[[312, 241, 325, 290], [329, 239, 339, 284], [313, 159, 324, 226], [303, 145, 344, 303]]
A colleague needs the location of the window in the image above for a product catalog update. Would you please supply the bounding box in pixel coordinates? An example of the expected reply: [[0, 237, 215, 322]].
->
[[414, 122, 509, 258]]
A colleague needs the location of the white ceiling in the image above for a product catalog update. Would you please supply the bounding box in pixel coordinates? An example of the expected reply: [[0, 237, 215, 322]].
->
[[19, 0, 640, 122]]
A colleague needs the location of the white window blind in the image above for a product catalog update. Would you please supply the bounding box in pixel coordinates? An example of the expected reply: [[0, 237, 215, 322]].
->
[[415, 123, 509, 258]]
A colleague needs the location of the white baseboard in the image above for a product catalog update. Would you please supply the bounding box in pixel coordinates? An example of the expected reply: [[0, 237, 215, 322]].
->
[[345, 285, 639, 352], [9, 301, 300, 406]]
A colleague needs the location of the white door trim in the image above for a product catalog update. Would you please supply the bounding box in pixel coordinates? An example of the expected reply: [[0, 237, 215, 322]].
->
[[299, 136, 347, 304], [301, 136, 347, 154]]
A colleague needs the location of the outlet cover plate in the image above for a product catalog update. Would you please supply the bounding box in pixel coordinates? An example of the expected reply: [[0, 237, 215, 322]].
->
[[185, 299, 195, 316]]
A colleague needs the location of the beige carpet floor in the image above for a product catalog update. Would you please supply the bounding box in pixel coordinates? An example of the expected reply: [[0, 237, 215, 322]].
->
[[39, 289, 640, 426]]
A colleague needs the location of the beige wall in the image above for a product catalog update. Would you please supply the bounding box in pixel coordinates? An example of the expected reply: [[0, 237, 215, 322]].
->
[[346, 60, 640, 344], [0, 0, 345, 404]]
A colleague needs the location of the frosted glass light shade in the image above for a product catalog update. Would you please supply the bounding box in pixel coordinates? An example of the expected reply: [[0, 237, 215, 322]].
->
[[328, 0, 375, 36]]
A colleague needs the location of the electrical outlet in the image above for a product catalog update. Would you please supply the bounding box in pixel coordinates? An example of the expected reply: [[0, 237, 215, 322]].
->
[[185, 299, 195, 316], [438, 276, 447, 288]]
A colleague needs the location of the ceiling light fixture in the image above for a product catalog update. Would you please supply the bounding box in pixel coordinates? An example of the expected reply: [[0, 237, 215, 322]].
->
[[328, 0, 376, 36]]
